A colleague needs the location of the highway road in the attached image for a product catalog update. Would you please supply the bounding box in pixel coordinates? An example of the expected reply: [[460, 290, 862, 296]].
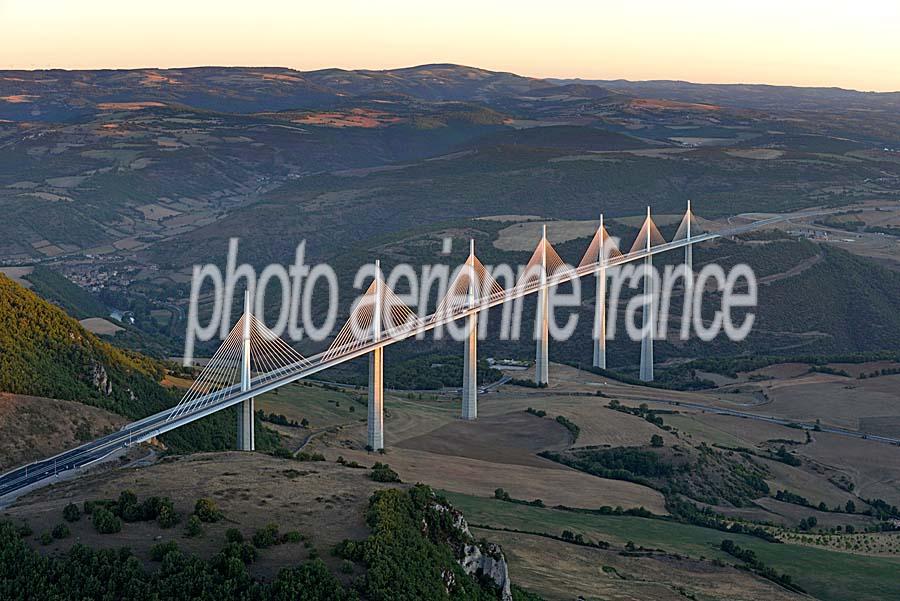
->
[[0, 407, 176, 498]]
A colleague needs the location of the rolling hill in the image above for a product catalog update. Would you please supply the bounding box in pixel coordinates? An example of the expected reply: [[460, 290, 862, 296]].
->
[[0, 273, 169, 417], [0, 274, 277, 455]]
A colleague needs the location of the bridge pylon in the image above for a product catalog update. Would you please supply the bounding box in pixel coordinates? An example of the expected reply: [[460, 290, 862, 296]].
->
[[237, 291, 255, 451], [535, 225, 550, 386], [685, 199, 694, 288], [462, 240, 478, 420], [368, 261, 385, 451], [580, 215, 623, 372], [635, 207, 663, 382]]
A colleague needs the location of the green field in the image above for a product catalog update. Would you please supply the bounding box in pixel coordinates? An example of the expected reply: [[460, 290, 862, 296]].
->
[[442, 492, 900, 601], [255, 382, 365, 430]]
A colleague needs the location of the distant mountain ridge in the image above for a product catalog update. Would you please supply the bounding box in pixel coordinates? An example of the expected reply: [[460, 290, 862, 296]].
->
[[0, 64, 557, 120], [4, 63, 899, 123], [550, 77, 900, 113]]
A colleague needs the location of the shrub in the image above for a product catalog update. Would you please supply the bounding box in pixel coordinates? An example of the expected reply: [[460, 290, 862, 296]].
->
[[139, 496, 174, 521], [281, 530, 303, 544], [194, 498, 223, 523], [185, 515, 203, 538], [150, 541, 180, 561], [51, 523, 70, 539], [238, 542, 258, 564], [118, 489, 138, 508], [555, 415, 581, 441], [340, 560, 354, 575], [337, 456, 365, 469], [222, 541, 258, 564], [371, 462, 401, 483], [296, 451, 326, 462], [252, 523, 280, 548], [17, 522, 33, 538], [225, 528, 244, 544], [157, 503, 180, 529], [92, 507, 121, 534], [39, 532, 53, 545], [650, 434, 664, 448], [62, 503, 81, 523], [117, 490, 141, 521], [271, 447, 294, 459]]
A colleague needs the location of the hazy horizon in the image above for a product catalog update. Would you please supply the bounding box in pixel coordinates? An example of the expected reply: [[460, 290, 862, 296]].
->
[[1, 61, 898, 95], [3, 0, 899, 93]]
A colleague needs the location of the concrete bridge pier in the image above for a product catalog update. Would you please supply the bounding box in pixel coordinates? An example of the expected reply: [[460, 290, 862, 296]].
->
[[462, 312, 478, 420], [684, 199, 694, 322], [237, 291, 255, 451], [535, 226, 549, 386], [462, 240, 479, 420], [368, 260, 385, 451], [592, 215, 607, 370], [368, 347, 384, 450], [592, 271, 607, 369], [639, 253, 655, 382]]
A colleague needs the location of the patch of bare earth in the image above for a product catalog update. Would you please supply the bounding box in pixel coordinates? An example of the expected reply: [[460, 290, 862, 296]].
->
[[78, 317, 124, 336], [726, 149, 785, 160], [397, 412, 571, 467]]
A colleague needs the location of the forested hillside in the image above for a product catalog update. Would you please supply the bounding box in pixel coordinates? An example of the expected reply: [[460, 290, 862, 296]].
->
[[0, 274, 169, 418], [0, 275, 277, 454]]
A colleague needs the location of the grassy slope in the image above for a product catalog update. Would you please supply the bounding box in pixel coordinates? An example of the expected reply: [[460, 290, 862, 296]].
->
[[443, 492, 900, 601]]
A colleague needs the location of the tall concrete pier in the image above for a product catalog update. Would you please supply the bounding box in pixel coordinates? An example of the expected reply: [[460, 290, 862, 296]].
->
[[462, 240, 478, 420], [535, 225, 549, 386], [639, 208, 655, 383], [237, 291, 255, 451], [368, 261, 385, 450], [592, 214, 608, 370]]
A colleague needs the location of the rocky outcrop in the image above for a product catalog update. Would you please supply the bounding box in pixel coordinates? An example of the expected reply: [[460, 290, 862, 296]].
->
[[90, 361, 113, 396], [460, 541, 513, 601], [433, 501, 513, 601]]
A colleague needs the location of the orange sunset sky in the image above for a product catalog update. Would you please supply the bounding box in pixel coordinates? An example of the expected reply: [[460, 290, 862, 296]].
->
[[1, 0, 898, 92]]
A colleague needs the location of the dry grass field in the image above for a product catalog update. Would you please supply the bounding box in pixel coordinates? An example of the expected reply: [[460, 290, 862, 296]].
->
[[314, 397, 669, 513], [3, 453, 399, 579], [78, 317, 124, 335], [801, 432, 900, 502], [750, 372, 900, 431], [479, 529, 803, 601]]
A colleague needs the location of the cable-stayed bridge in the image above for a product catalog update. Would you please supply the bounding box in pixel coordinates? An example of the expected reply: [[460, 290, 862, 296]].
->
[[0, 205, 789, 498]]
